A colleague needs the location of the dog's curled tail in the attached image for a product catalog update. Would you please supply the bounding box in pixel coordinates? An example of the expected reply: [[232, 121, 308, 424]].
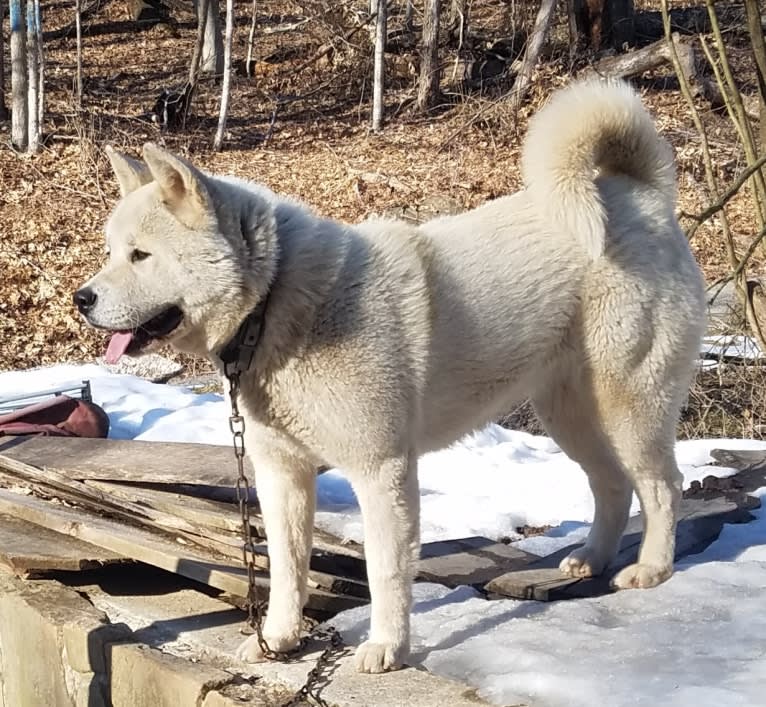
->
[[521, 79, 676, 260]]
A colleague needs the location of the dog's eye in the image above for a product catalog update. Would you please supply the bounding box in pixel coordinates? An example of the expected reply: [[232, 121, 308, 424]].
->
[[131, 249, 151, 263]]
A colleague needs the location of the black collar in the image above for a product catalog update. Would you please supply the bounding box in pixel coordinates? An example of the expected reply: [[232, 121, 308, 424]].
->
[[219, 293, 270, 377]]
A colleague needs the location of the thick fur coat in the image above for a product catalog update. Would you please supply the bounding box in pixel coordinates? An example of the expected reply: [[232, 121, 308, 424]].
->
[[76, 79, 707, 673]]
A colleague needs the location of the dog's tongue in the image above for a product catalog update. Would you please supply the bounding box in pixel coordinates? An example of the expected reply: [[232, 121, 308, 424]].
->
[[105, 331, 133, 365]]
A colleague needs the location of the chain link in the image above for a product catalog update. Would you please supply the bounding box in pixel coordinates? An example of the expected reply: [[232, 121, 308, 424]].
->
[[224, 362, 345, 706]]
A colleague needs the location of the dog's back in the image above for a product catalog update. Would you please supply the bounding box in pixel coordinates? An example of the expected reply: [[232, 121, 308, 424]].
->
[[412, 80, 704, 449]]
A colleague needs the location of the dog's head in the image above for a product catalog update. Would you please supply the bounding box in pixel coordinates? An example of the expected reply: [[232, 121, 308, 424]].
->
[[75, 144, 275, 362]]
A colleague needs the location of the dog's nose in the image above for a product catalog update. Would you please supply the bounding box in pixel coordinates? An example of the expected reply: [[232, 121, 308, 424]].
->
[[73, 287, 97, 314]]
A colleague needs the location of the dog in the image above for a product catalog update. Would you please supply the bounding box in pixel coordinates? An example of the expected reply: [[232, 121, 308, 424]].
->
[[75, 78, 706, 673]]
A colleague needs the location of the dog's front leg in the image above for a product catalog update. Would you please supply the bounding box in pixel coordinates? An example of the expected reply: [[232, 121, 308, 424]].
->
[[352, 454, 420, 673], [235, 455, 315, 662]]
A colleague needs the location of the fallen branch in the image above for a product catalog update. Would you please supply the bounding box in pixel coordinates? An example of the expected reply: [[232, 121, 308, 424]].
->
[[586, 33, 721, 106]]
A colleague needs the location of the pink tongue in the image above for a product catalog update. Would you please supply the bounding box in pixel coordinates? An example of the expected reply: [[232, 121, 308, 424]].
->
[[105, 331, 134, 364]]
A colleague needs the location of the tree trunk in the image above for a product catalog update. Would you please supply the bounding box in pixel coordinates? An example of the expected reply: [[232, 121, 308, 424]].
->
[[508, 0, 557, 106], [371, 0, 386, 131], [35, 0, 43, 122], [10, 0, 28, 151], [195, 0, 223, 76], [189, 0, 209, 85], [213, 0, 234, 150], [572, 0, 634, 51], [417, 0, 441, 112], [26, 0, 39, 153], [75, 0, 83, 108], [744, 0, 766, 155], [0, 4, 8, 121], [245, 0, 257, 77], [449, 0, 468, 49]]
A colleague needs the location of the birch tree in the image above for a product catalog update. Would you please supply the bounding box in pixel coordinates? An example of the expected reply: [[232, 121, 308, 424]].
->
[[0, 6, 8, 121], [213, 0, 234, 150], [371, 0, 387, 131], [26, 0, 41, 152], [75, 0, 83, 107], [10, 0, 28, 150]]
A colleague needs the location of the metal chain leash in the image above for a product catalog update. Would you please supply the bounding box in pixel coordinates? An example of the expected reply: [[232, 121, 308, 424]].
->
[[226, 366, 284, 660], [224, 361, 345, 707]]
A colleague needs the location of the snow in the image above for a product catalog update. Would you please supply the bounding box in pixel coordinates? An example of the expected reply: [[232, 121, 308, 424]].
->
[[2, 363, 766, 706]]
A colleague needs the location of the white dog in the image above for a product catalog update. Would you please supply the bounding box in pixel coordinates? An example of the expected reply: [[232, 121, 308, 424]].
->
[[76, 79, 706, 673]]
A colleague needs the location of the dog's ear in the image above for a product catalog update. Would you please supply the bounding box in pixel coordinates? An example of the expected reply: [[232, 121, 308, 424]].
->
[[142, 143, 211, 228], [105, 146, 153, 197]]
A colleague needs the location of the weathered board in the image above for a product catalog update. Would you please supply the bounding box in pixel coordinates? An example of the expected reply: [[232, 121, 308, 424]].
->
[[709, 449, 766, 493], [0, 435, 252, 486], [0, 512, 126, 577], [0, 488, 366, 616], [486, 492, 760, 601], [418, 536, 537, 587]]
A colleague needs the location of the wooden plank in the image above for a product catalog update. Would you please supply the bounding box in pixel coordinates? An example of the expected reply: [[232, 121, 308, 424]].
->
[[0, 512, 126, 577], [83, 479, 366, 561], [485, 494, 759, 601], [0, 488, 367, 616], [0, 455, 256, 564], [0, 435, 251, 486], [418, 536, 537, 588]]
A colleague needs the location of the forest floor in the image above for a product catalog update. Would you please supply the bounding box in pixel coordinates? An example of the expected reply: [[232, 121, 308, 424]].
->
[[0, 0, 762, 422]]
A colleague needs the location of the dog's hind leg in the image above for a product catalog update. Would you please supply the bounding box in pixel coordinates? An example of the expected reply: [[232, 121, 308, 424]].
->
[[533, 383, 633, 577], [607, 418, 683, 589], [235, 448, 315, 663], [351, 452, 420, 673]]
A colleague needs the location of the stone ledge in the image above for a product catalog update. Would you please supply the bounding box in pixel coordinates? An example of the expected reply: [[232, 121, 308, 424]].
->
[[0, 570, 495, 707]]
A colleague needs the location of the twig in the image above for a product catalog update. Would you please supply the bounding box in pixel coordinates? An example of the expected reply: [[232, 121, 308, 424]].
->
[[708, 223, 766, 302], [703, 0, 766, 228], [687, 155, 766, 239], [291, 11, 376, 76], [436, 95, 506, 153]]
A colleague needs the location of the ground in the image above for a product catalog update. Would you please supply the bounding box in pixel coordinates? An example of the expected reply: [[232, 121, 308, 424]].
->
[[1, 0, 763, 428]]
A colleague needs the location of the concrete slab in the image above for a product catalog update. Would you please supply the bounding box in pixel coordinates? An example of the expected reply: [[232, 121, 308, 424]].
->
[[81, 573, 494, 707]]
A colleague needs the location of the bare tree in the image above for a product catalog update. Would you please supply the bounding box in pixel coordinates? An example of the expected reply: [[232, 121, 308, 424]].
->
[[75, 0, 83, 108], [0, 5, 8, 120], [246, 0, 257, 78], [194, 0, 223, 75], [744, 0, 766, 153], [26, 0, 40, 152], [34, 0, 43, 122], [508, 0, 557, 106], [449, 0, 468, 48], [417, 0, 441, 112], [10, 0, 28, 150], [371, 0, 386, 131], [213, 0, 234, 150]]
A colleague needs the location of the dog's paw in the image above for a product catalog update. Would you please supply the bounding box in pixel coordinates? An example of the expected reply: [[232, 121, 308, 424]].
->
[[559, 546, 609, 578], [611, 562, 672, 589], [354, 640, 405, 674], [235, 632, 301, 663]]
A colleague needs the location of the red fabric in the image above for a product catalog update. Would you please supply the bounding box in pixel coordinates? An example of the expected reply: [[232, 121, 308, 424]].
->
[[0, 395, 110, 438]]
